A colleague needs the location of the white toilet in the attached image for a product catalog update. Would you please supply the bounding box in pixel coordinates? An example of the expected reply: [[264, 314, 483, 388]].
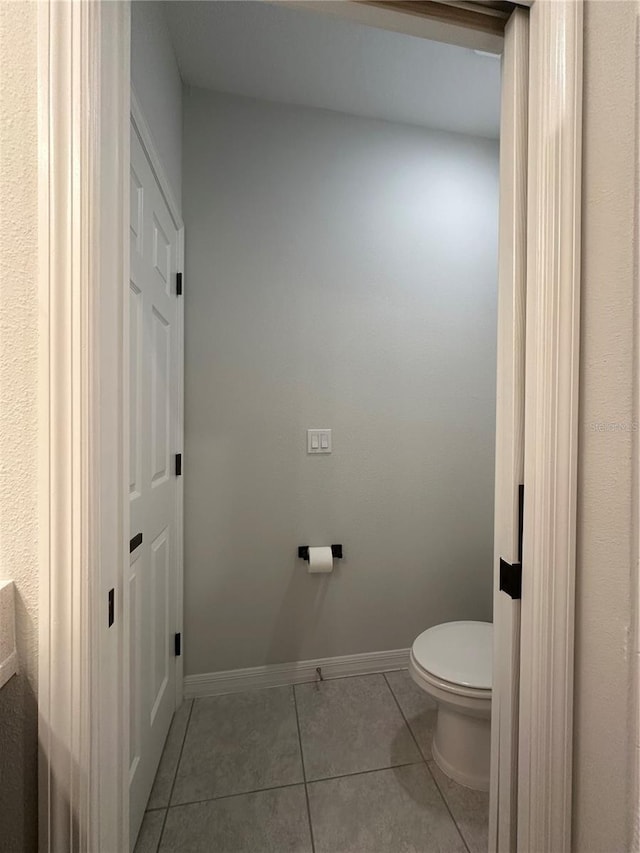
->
[[409, 621, 492, 791]]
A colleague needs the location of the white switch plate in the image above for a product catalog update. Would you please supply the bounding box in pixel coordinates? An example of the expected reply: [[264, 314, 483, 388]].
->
[[307, 429, 332, 454]]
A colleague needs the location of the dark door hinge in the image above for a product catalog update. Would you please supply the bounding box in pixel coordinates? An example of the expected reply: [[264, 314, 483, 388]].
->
[[175, 632, 182, 656], [176, 272, 183, 296], [499, 484, 524, 600], [175, 453, 182, 476], [108, 588, 115, 627], [499, 558, 522, 600], [129, 531, 143, 553]]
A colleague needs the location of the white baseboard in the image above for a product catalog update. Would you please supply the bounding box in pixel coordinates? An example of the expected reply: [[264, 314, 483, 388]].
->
[[184, 648, 410, 698]]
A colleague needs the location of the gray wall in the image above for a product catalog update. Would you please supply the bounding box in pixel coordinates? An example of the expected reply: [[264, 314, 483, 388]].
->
[[573, 1, 639, 848], [131, 0, 182, 205], [183, 89, 499, 675], [0, 2, 39, 850]]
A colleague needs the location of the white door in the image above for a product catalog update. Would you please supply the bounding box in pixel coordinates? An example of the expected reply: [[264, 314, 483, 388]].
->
[[489, 8, 529, 852], [129, 120, 181, 844]]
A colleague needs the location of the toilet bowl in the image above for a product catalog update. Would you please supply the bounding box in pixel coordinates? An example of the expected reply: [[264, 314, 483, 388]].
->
[[409, 621, 492, 791]]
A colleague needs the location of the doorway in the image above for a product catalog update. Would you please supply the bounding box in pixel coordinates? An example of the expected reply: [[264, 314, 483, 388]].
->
[[131, 2, 511, 850], [37, 2, 583, 851]]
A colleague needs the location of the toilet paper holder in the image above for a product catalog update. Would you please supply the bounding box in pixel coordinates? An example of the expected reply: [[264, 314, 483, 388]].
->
[[298, 544, 343, 562]]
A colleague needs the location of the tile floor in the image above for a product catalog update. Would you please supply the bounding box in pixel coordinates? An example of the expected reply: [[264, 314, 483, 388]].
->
[[135, 670, 488, 853]]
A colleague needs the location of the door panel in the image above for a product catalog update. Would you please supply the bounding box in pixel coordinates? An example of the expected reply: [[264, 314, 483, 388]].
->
[[129, 552, 142, 781], [151, 307, 171, 484], [150, 527, 170, 723], [153, 215, 172, 290], [129, 120, 180, 846], [129, 281, 143, 497], [130, 167, 143, 253]]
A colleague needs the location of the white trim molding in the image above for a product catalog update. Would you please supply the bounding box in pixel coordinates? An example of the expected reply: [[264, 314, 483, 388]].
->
[[184, 649, 410, 698], [489, 7, 528, 851], [518, 2, 583, 852], [38, 3, 93, 848], [38, 1, 129, 850]]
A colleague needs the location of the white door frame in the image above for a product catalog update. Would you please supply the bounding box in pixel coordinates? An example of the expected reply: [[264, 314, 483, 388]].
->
[[518, 1, 582, 849], [37, 1, 582, 851], [489, 7, 529, 851], [38, 1, 129, 850]]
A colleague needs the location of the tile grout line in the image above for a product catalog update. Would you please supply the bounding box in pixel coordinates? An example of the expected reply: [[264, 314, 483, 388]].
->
[[382, 673, 472, 853], [168, 780, 309, 810], [292, 685, 316, 853], [163, 758, 429, 812], [381, 672, 429, 763], [307, 759, 425, 786], [424, 761, 472, 853], [156, 698, 196, 852]]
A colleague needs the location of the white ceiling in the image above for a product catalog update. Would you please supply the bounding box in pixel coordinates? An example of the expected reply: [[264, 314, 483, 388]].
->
[[164, 1, 501, 139]]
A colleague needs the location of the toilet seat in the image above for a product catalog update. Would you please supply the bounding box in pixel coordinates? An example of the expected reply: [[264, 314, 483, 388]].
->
[[411, 621, 492, 691], [410, 652, 490, 702]]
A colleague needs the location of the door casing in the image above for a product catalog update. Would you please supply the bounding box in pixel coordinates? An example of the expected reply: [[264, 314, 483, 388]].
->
[[489, 8, 528, 850], [36, 2, 582, 851]]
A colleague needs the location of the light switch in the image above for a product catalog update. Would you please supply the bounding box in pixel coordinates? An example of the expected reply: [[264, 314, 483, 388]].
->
[[307, 429, 332, 454]]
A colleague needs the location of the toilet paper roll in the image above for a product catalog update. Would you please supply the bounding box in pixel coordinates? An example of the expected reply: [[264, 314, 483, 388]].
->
[[308, 546, 333, 574]]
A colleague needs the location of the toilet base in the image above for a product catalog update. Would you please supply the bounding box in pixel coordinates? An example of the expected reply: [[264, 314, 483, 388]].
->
[[432, 704, 491, 791]]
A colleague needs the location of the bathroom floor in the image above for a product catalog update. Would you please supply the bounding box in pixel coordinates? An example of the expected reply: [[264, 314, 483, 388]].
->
[[134, 671, 488, 853]]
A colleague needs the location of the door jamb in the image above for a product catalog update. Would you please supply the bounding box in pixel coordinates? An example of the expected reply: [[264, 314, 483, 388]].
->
[[489, 7, 529, 851], [37, 0, 582, 849]]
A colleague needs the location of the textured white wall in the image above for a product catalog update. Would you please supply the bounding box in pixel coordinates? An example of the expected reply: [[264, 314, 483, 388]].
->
[[573, 1, 639, 848], [131, 0, 182, 205], [183, 89, 499, 675], [0, 2, 39, 850]]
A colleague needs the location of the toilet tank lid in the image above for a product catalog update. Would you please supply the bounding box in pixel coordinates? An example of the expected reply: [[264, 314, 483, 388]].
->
[[411, 621, 492, 689]]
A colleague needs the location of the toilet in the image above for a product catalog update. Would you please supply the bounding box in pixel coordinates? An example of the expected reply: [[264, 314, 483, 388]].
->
[[409, 621, 492, 791]]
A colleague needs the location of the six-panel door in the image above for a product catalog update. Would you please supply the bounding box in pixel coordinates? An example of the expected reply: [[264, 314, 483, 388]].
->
[[129, 122, 180, 845]]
